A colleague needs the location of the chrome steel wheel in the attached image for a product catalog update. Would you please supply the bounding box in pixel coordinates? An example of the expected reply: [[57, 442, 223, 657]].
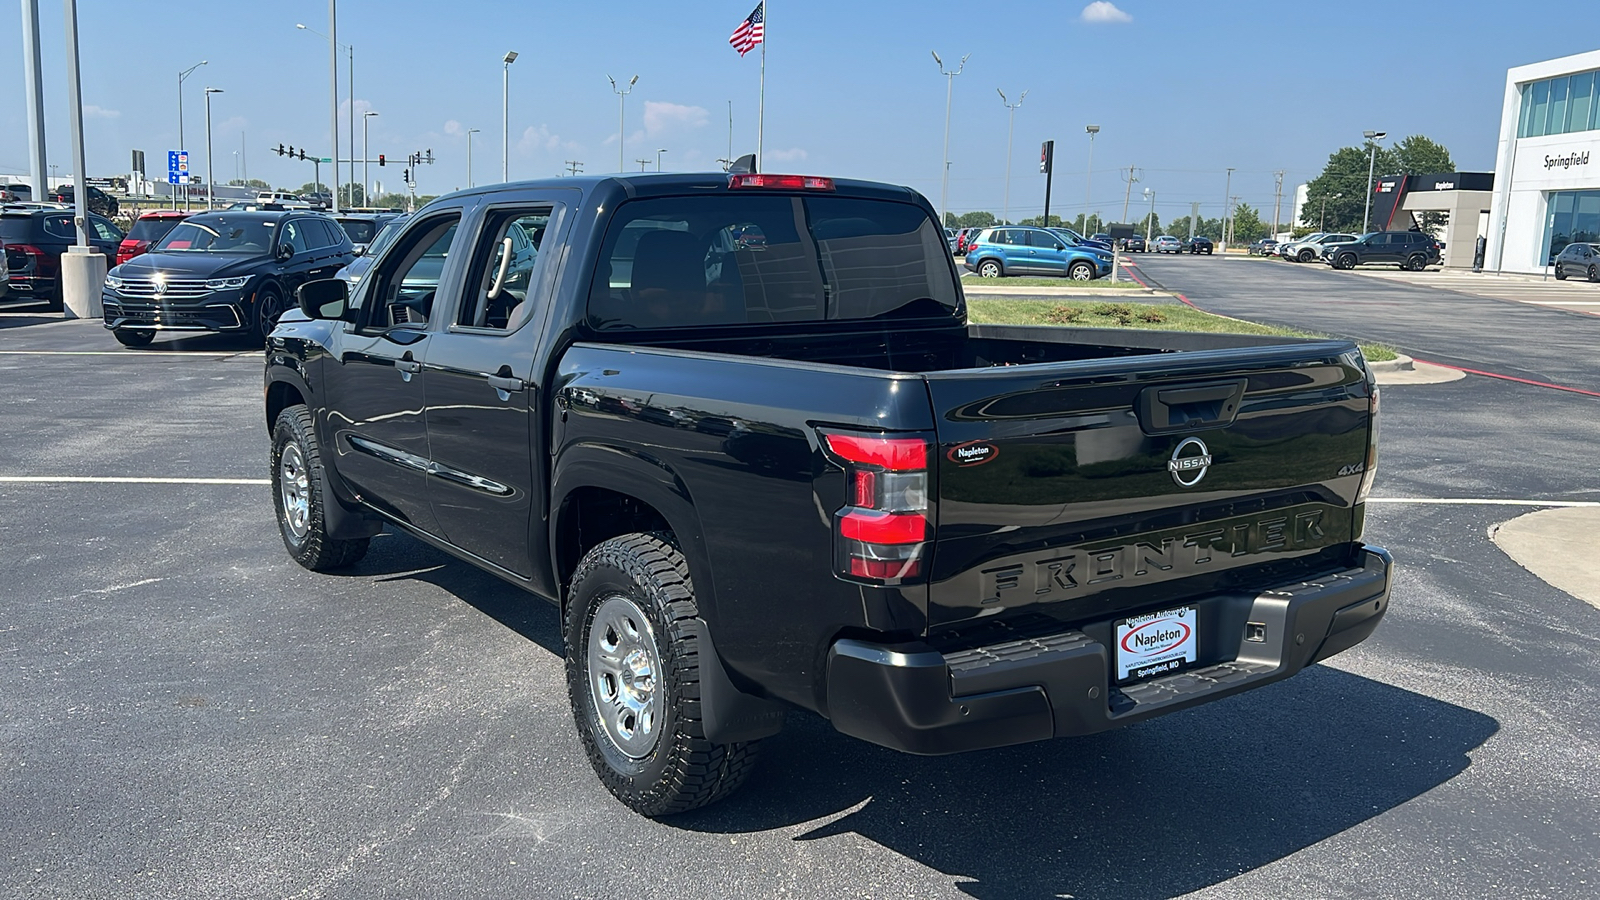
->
[[587, 595, 662, 760], [1069, 262, 1094, 280], [978, 260, 1002, 278], [278, 442, 310, 542]]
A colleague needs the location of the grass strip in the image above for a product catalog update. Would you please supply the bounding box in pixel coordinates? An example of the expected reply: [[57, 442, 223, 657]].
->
[[960, 275, 1148, 289], [967, 299, 1398, 362]]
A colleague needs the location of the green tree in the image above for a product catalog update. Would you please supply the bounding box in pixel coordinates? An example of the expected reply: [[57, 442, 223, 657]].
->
[[1017, 213, 1066, 228], [956, 210, 997, 229], [1137, 210, 1161, 238], [1301, 135, 1456, 233], [1229, 203, 1267, 242], [1389, 135, 1454, 177], [227, 178, 271, 189]]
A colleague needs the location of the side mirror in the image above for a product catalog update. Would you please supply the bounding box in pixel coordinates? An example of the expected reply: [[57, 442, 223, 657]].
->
[[1054, 242, 1066, 251], [352, 245, 366, 257], [297, 278, 351, 321], [276, 243, 295, 262]]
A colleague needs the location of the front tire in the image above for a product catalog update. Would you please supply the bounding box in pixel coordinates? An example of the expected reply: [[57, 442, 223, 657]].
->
[[1555, 264, 1568, 280], [271, 404, 370, 571], [1335, 253, 1357, 270], [977, 259, 1003, 279], [1068, 261, 1095, 280], [1298, 249, 1315, 262], [112, 328, 154, 348], [566, 533, 760, 817], [252, 283, 287, 343]]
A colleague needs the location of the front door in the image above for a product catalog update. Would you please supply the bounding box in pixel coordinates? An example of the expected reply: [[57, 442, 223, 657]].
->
[[1028, 229, 1067, 275], [422, 193, 573, 582], [321, 210, 465, 535]]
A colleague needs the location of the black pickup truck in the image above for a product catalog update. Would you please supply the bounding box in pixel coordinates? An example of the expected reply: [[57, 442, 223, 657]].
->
[[264, 172, 1391, 816]]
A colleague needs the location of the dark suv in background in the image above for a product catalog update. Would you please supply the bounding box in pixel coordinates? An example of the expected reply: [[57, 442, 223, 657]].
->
[[1327, 231, 1441, 271], [1, 207, 123, 310], [102, 209, 353, 346]]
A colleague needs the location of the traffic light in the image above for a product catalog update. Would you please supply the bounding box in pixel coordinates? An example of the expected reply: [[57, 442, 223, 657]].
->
[[277, 143, 285, 156], [378, 154, 384, 167], [402, 168, 410, 183], [287, 145, 295, 158], [298, 148, 306, 161]]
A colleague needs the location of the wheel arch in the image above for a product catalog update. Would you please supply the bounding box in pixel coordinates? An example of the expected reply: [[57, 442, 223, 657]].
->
[[265, 372, 308, 434], [551, 446, 719, 624]]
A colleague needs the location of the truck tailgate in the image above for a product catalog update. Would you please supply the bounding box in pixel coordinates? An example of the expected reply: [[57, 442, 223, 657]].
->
[[923, 340, 1372, 630]]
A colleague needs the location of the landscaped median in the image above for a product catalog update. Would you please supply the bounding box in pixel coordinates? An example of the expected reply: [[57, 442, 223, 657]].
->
[[967, 298, 1398, 362]]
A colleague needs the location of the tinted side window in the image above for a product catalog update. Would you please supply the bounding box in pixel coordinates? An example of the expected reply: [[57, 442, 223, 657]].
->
[[993, 230, 1015, 246], [280, 220, 311, 254], [43, 215, 75, 239], [1026, 231, 1059, 248]]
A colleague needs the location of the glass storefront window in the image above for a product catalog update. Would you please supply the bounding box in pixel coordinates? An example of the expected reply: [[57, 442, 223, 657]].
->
[[1541, 190, 1600, 264], [1571, 72, 1595, 132], [1517, 69, 1600, 138]]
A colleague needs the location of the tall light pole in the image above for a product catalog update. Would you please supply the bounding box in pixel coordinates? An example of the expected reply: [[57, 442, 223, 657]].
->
[[363, 111, 378, 201], [998, 88, 1026, 225], [324, 2, 340, 211], [503, 51, 519, 182], [177, 60, 207, 210], [932, 51, 970, 229], [21, 0, 48, 204], [657, 149, 667, 171], [1222, 167, 1234, 250], [1144, 187, 1156, 241], [1362, 130, 1388, 233], [204, 88, 223, 209], [609, 75, 638, 173], [299, 23, 356, 206], [1084, 125, 1100, 233], [467, 128, 480, 187]]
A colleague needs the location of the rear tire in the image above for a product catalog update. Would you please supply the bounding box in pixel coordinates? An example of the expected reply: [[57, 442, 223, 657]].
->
[[271, 404, 370, 571], [1406, 254, 1427, 271], [45, 283, 64, 312], [112, 328, 154, 348], [566, 533, 760, 817], [977, 259, 1003, 279], [1589, 265, 1598, 283]]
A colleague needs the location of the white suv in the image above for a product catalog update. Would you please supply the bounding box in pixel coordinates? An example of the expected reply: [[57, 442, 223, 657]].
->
[[1280, 232, 1358, 262]]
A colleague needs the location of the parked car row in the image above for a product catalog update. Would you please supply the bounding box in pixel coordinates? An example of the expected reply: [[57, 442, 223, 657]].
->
[[1, 206, 123, 310], [1269, 230, 1442, 271], [961, 225, 1114, 280], [1276, 232, 1359, 262]]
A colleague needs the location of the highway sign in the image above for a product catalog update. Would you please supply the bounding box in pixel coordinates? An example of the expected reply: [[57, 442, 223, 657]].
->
[[167, 150, 189, 174]]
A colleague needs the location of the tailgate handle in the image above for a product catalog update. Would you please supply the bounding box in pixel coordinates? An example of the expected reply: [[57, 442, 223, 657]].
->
[[1137, 379, 1246, 434]]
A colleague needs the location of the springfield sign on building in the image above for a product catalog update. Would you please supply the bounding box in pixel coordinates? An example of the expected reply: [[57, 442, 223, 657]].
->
[[1487, 49, 1600, 273]]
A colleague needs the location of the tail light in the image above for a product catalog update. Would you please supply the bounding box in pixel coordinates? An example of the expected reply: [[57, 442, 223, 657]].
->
[[821, 430, 932, 584], [11, 244, 53, 275], [1356, 385, 1380, 504]]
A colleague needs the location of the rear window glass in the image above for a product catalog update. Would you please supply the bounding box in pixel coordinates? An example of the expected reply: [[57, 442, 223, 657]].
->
[[588, 195, 959, 330], [338, 219, 378, 245], [128, 217, 184, 243], [0, 216, 34, 241]]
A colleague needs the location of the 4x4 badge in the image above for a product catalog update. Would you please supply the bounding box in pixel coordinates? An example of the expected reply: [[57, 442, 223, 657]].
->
[[1168, 437, 1212, 487]]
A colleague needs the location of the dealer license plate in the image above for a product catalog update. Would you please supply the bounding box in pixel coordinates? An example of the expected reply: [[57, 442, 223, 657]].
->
[[1115, 606, 1198, 683]]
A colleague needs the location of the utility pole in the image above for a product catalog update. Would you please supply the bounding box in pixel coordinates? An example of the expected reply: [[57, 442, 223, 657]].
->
[[1120, 165, 1142, 222], [635, 158, 651, 172], [998, 88, 1026, 225], [1221, 167, 1234, 250], [564, 160, 584, 176], [932, 51, 970, 229], [1272, 170, 1285, 239]]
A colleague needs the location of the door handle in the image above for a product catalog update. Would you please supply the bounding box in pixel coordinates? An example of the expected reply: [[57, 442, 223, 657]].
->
[[487, 364, 524, 392], [396, 359, 422, 373]]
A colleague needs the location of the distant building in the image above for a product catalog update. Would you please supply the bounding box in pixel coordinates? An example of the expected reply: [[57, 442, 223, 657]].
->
[[1486, 48, 1600, 273]]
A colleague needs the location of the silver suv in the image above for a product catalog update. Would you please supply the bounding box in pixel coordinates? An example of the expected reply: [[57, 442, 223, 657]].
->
[[1280, 232, 1358, 262]]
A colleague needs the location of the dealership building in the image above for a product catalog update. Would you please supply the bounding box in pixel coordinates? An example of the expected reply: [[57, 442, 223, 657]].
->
[[1486, 49, 1600, 273]]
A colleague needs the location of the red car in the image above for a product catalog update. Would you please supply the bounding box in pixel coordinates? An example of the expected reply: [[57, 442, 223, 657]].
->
[[116, 210, 190, 266]]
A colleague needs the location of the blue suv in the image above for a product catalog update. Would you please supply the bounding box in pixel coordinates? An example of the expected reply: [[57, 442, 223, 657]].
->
[[963, 226, 1114, 280]]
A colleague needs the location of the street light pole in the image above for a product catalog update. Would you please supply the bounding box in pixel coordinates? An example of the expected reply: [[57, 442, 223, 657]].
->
[[1362, 130, 1388, 233], [1144, 188, 1155, 242], [177, 60, 207, 210], [327, 0, 339, 212], [503, 51, 519, 182], [363, 111, 378, 201], [1084, 125, 1100, 234], [204, 87, 223, 209], [997, 88, 1026, 225], [467, 128, 480, 187], [1222, 167, 1234, 250], [297, 23, 353, 204], [609, 75, 638, 173], [932, 51, 970, 230], [657, 148, 666, 171]]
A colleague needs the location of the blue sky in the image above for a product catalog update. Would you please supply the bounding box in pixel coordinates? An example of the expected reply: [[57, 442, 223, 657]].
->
[[2, 1, 1596, 224]]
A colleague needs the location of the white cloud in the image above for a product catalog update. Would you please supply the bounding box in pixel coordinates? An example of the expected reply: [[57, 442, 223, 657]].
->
[[1081, 2, 1131, 23], [444, 120, 463, 136], [764, 147, 808, 163], [338, 98, 373, 118], [83, 105, 120, 119], [518, 124, 579, 155], [643, 101, 709, 137]]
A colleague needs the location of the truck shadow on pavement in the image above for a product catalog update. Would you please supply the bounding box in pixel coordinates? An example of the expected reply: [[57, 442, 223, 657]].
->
[[347, 534, 1498, 900], [680, 667, 1497, 900]]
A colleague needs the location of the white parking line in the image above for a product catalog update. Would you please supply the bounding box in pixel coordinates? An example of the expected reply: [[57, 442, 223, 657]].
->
[[0, 476, 269, 485], [1368, 497, 1600, 507], [1514, 301, 1600, 306], [0, 350, 255, 358]]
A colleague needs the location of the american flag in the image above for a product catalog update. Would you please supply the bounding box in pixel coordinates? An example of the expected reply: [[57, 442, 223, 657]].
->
[[729, 2, 764, 56]]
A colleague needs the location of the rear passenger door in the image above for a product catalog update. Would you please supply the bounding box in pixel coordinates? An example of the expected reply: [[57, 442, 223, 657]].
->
[[422, 191, 575, 581]]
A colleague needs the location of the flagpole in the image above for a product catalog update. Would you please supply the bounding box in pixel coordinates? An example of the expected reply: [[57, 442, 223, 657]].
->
[[756, 0, 766, 172]]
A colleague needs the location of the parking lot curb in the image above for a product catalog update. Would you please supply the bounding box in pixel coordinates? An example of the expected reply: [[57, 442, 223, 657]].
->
[[1368, 353, 1415, 373]]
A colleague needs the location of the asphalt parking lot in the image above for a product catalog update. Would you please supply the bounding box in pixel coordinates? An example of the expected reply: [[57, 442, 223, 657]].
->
[[3, 270, 1599, 897]]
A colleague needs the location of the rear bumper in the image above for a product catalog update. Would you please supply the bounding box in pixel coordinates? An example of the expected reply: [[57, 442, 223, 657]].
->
[[825, 545, 1393, 755]]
